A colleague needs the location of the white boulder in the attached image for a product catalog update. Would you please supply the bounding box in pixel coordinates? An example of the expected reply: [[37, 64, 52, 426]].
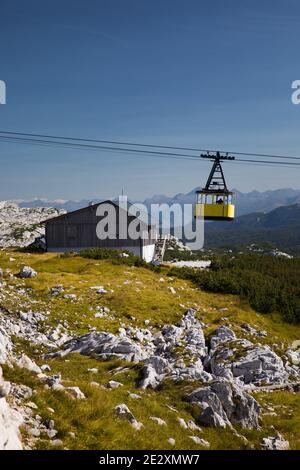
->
[[114, 404, 143, 430], [261, 433, 289, 450], [65, 386, 86, 400], [15, 354, 42, 374], [18, 266, 37, 278]]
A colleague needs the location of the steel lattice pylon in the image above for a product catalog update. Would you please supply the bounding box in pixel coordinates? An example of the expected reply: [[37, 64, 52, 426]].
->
[[201, 151, 235, 193]]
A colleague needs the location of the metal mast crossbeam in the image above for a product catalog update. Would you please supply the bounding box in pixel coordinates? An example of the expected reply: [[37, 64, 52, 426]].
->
[[200, 151, 235, 193]]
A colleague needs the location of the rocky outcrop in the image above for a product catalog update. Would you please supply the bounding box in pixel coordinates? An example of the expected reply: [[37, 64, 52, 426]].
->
[[0, 367, 23, 450], [0, 202, 65, 248], [50, 309, 212, 387], [207, 326, 294, 386], [0, 327, 23, 450], [140, 310, 211, 387], [0, 328, 13, 364], [15, 354, 42, 374], [187, 378, 260, 429], [286, 341, 300, 366], [210, 325, 236, 350], [47, 331, 150, 362], [50, 310, 300, 397], [1, 294, 297, 442], [0, 307, 71, 351], [140, 356, 170, 389]]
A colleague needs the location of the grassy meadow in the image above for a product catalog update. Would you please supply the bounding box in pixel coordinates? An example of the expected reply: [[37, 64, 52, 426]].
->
[[0, 249, 300, 450]]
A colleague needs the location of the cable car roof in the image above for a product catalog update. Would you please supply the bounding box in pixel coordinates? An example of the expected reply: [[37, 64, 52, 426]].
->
[[196, 189, 234, 195]]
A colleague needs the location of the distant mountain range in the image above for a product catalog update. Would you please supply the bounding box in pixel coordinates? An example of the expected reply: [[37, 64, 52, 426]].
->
[[17, 198, 96, 213], [143, 188, 300, 217], [10, 188, 300, 254], [205, 203, 300, 254], [15, 188, 300, 217], [1, 193, 300, 254]]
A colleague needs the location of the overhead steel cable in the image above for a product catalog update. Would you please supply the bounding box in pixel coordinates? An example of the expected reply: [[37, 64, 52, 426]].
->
[[0, 135, 203, 161], [0, 132, 300, 167], [224, 160, 300, 169], [1, 130, 300, 162]]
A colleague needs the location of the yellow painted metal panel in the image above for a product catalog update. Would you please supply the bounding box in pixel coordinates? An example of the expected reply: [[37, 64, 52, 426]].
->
[[195, 203, 235, 219]]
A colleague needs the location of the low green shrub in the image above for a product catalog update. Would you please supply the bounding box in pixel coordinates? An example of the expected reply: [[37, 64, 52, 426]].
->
[[79, 247, 160, 272], [169, 253, 300, 323]]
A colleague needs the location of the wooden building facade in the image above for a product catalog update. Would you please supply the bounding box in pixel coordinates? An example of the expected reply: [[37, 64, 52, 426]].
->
[[44, 200, 157, 262]]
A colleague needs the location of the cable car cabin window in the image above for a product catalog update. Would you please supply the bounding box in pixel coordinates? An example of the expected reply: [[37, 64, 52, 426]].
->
[[67, 225, 77, 239], [196, 193, 231, 205]]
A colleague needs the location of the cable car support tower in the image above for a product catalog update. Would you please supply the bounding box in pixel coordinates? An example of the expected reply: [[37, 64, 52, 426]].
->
[[195, 152, 236, 221]]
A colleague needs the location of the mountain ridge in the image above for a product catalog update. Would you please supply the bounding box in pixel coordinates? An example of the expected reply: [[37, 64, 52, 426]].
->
[[12, 188, 300, 217], [205, 203, 300, 254]]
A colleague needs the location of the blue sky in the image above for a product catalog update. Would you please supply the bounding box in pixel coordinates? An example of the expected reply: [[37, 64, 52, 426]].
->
[[0, 0, 300, 200]]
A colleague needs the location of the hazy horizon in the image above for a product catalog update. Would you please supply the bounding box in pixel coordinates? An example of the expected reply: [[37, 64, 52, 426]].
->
[[2, 186, 300, 204]]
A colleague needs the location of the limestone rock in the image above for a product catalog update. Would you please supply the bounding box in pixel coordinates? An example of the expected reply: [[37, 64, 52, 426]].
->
[[187, 379, 260, 429], [18, 266, 37, 278], [49, 285, 64, 296], [0, 380, 10, 398], [128, 392, 142, 399], [261, 433, 289, 450], [44, 374, 64, 391], [210, 326, 236, 350], [140, 356, 170, 389], [241, 324, 267, 337], [50, 331, 148, 362], [10, 383, 33, 401], [0, 366, 23, 450], [65, 386, 86, 400], [107, 380, 123, 389], [209, 328, 289, 386], [0, 328, 13, 364], [0, 398, 23, 449], [0, 307, 56, 351], [63, 294, 77, 301], [189, 436, 210, 447], [177, 417, 188, 429], [50, 439, 63, 447], [15, 354, 42, 375], [187, 420, 202, 432], [286, 349, 300, 366], [114, 403, 143, 430], [150, 416, 167, 426], [47, 309, 210, 388], [140, 309, 210, 388], [0, 203, 64, 248]]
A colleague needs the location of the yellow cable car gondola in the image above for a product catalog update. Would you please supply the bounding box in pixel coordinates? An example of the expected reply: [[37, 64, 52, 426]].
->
[[195, 152, 235, 221]]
